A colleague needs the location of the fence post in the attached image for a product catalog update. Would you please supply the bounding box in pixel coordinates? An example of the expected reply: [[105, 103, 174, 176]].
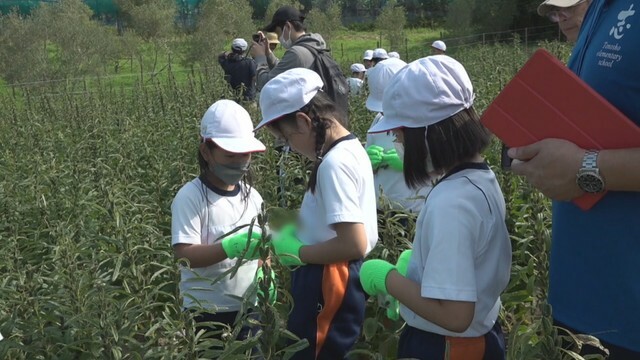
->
[[405, 37, 408, 60], [482, 33, 486, 45], [341, 43, 344, 60], [525, 27, 529, 50]]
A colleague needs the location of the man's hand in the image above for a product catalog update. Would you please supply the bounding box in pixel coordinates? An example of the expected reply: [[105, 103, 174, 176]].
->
[[366, 145, 384, 170], [220, 230, 262, 259], [250, 31, 269, 58], [360, 259, 396, 296], [508, 138, 586, 200], [272, 224, 305, 266]]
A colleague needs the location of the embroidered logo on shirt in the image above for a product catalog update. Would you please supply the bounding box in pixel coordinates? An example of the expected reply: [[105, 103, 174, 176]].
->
[[609, 4, 635, 39]]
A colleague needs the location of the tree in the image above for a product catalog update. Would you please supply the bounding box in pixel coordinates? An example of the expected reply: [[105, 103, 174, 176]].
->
[[305, 1, 342, 45], [185, 0, 256, 65], [115, 0, 177, 41], [376, 0, 406, 51]]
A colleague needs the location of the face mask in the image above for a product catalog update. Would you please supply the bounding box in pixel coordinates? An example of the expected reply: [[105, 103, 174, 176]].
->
[[210, 162, 250, 185], [279, 24, 293, 49]]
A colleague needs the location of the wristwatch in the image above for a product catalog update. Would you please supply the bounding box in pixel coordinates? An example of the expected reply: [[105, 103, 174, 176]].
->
[[576, 150, 605, 193]]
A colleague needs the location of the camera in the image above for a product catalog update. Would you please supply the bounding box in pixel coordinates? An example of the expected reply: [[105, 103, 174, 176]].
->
[[252, 34, 262, 43]]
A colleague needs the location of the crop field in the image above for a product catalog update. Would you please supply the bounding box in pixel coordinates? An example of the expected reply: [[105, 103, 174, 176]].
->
[[0, 36, 600, 359]]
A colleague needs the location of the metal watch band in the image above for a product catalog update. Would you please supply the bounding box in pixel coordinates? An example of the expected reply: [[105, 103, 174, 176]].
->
[[582, 150, 599, 170]]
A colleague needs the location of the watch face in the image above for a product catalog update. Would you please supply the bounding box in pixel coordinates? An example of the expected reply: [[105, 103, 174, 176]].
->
[[577, 173, 605, 193]]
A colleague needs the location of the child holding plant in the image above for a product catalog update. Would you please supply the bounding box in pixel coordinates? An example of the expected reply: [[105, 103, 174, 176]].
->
[[255, 68, 378, 360], [359, 56, 512, 360], [171, 99, 267, 342]]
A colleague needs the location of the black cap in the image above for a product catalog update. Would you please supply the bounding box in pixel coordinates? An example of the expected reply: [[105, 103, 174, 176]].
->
[[263, 5, 305, 32]]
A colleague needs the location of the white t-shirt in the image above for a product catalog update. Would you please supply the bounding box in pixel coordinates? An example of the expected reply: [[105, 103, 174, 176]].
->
[[348, 77, 364, 95], [400, 164, 512, 337], [366, 113, 431, 213], [171, 178, 263, 311], [297, 136, 378, 254]]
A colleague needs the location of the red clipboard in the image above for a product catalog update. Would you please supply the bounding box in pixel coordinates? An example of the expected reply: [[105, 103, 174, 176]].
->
[[481, 48, 640, 210]]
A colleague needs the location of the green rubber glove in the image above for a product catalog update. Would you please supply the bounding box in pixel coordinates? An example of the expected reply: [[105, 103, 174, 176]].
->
[[382, 148, 403, 171], [220, 230, 262, 259], [360, 259, 395, 296], [272, 224, 305, 266], [366, 145, 385, 170], [255, 267, 277, 305], [386, 249, 413, 320]]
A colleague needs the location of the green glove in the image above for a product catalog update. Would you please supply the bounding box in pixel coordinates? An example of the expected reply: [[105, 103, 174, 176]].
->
[[382, 148, 403, 171], [220, 230, 262, 259], [366, 145, 385, 170], [272, 224, 305, 266], [255, 267, 277, 305], [386, 249, 413, 320], [360, 259, 395, 296]]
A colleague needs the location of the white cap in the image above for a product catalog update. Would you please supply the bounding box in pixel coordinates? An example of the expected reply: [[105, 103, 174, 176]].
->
[[363, 49, 373, 60], [201, 100, 266, 153], [372, 48, 389, 59], [431, 40, 446, 52], [350, 63, 366, 73], [388, 51, 400, 59], [537, 0, 584, 15], [365, 58, 407, 112], [369, 55, 474, 133], [256, 68, 324, 130], [231, 38, 248, 51]]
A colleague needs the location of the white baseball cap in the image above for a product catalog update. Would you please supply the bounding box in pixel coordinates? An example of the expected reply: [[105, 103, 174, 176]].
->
[[373, 48, 389, 59], [431, 40, 446, 52], [232, 38, 248, 51], [537, 0, 584, 15], [366, 57, 407, 112], [350, 63, 366, 73], [363, 49, 374, 60], [369, 55, 474, 133], [388, 51, 400, 59], [256, 68, 324, 130], [200, 100, 266, 153]]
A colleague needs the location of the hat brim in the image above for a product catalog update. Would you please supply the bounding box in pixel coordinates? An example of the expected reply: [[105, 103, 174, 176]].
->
[[211, 137, 266, 153], [365, 97, 383, 112], [537, 0, 580, 15], [263, 21, 279, 32], [367, 115, 405, 133]]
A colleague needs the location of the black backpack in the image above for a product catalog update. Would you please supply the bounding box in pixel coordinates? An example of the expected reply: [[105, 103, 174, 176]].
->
[[295, 43, 350, 125]]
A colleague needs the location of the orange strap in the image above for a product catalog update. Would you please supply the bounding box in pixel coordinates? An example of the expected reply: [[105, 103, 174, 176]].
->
[[315, 262, 349, 358], [445, 335, 486, 360]]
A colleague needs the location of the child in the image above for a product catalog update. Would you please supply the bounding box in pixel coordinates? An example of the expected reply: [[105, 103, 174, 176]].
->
[[171, 99, 266, 342], [359, 56, 512, 359], [347, 63, 366, 96], [255, 68, 378, 360]]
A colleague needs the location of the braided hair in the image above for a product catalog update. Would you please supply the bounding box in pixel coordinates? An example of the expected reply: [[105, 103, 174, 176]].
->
[[269, 91, 344, 193]]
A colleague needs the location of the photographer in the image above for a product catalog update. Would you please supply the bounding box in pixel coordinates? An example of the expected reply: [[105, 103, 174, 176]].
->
[[250, 6, 327, 91], [218, 38, 257, 101]]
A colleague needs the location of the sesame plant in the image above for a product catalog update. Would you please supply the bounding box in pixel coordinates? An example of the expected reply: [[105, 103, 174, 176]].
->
[[0, 39, 604, 359]]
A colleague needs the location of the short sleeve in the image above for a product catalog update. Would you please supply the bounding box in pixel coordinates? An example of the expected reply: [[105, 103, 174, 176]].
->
[[171, 185, 203, 246], [317, 157, 364, 226], [420, 197, 480, 302]]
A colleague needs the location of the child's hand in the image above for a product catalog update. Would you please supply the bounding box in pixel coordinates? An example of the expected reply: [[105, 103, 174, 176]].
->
[[360, 259, 395, 296], [255, 267, 277, 305], [272, 224, 305, 266], [385, 249, 413, 320], [366, 145, 385, 170], [382, 148, 403, 171], [221, 230, 262, 259]]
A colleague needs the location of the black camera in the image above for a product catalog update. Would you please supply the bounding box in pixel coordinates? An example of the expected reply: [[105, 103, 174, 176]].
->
[[252, 34, 262, 43]]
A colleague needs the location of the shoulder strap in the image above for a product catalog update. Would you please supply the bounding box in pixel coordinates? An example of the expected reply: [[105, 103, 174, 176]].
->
[[294, 42, 329, 55]]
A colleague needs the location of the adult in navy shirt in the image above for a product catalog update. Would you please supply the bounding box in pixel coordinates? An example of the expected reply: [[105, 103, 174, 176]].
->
[[509, 0, 640, 358], [218, 38, 257, 101]]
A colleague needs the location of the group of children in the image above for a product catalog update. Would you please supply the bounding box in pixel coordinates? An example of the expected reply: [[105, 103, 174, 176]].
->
[[171, 50, 511, 360]]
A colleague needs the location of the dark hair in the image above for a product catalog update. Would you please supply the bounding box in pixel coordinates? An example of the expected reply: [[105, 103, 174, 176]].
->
[[282, 19, 306, 33], [403, 107, 491, 189], [268, 91, 343, 193], [197, 140, 253, 207]]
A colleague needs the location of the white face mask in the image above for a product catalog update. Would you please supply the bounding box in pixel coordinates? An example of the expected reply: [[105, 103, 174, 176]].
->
[[279, 24, 293, 49]]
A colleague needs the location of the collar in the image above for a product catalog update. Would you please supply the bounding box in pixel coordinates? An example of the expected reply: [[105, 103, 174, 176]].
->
[[438, 161, 490, 183], [199, 175, 241, 197]]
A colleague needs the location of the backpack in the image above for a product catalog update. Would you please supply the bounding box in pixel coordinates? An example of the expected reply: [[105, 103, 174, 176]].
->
[[295, 43, 350, 125]]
